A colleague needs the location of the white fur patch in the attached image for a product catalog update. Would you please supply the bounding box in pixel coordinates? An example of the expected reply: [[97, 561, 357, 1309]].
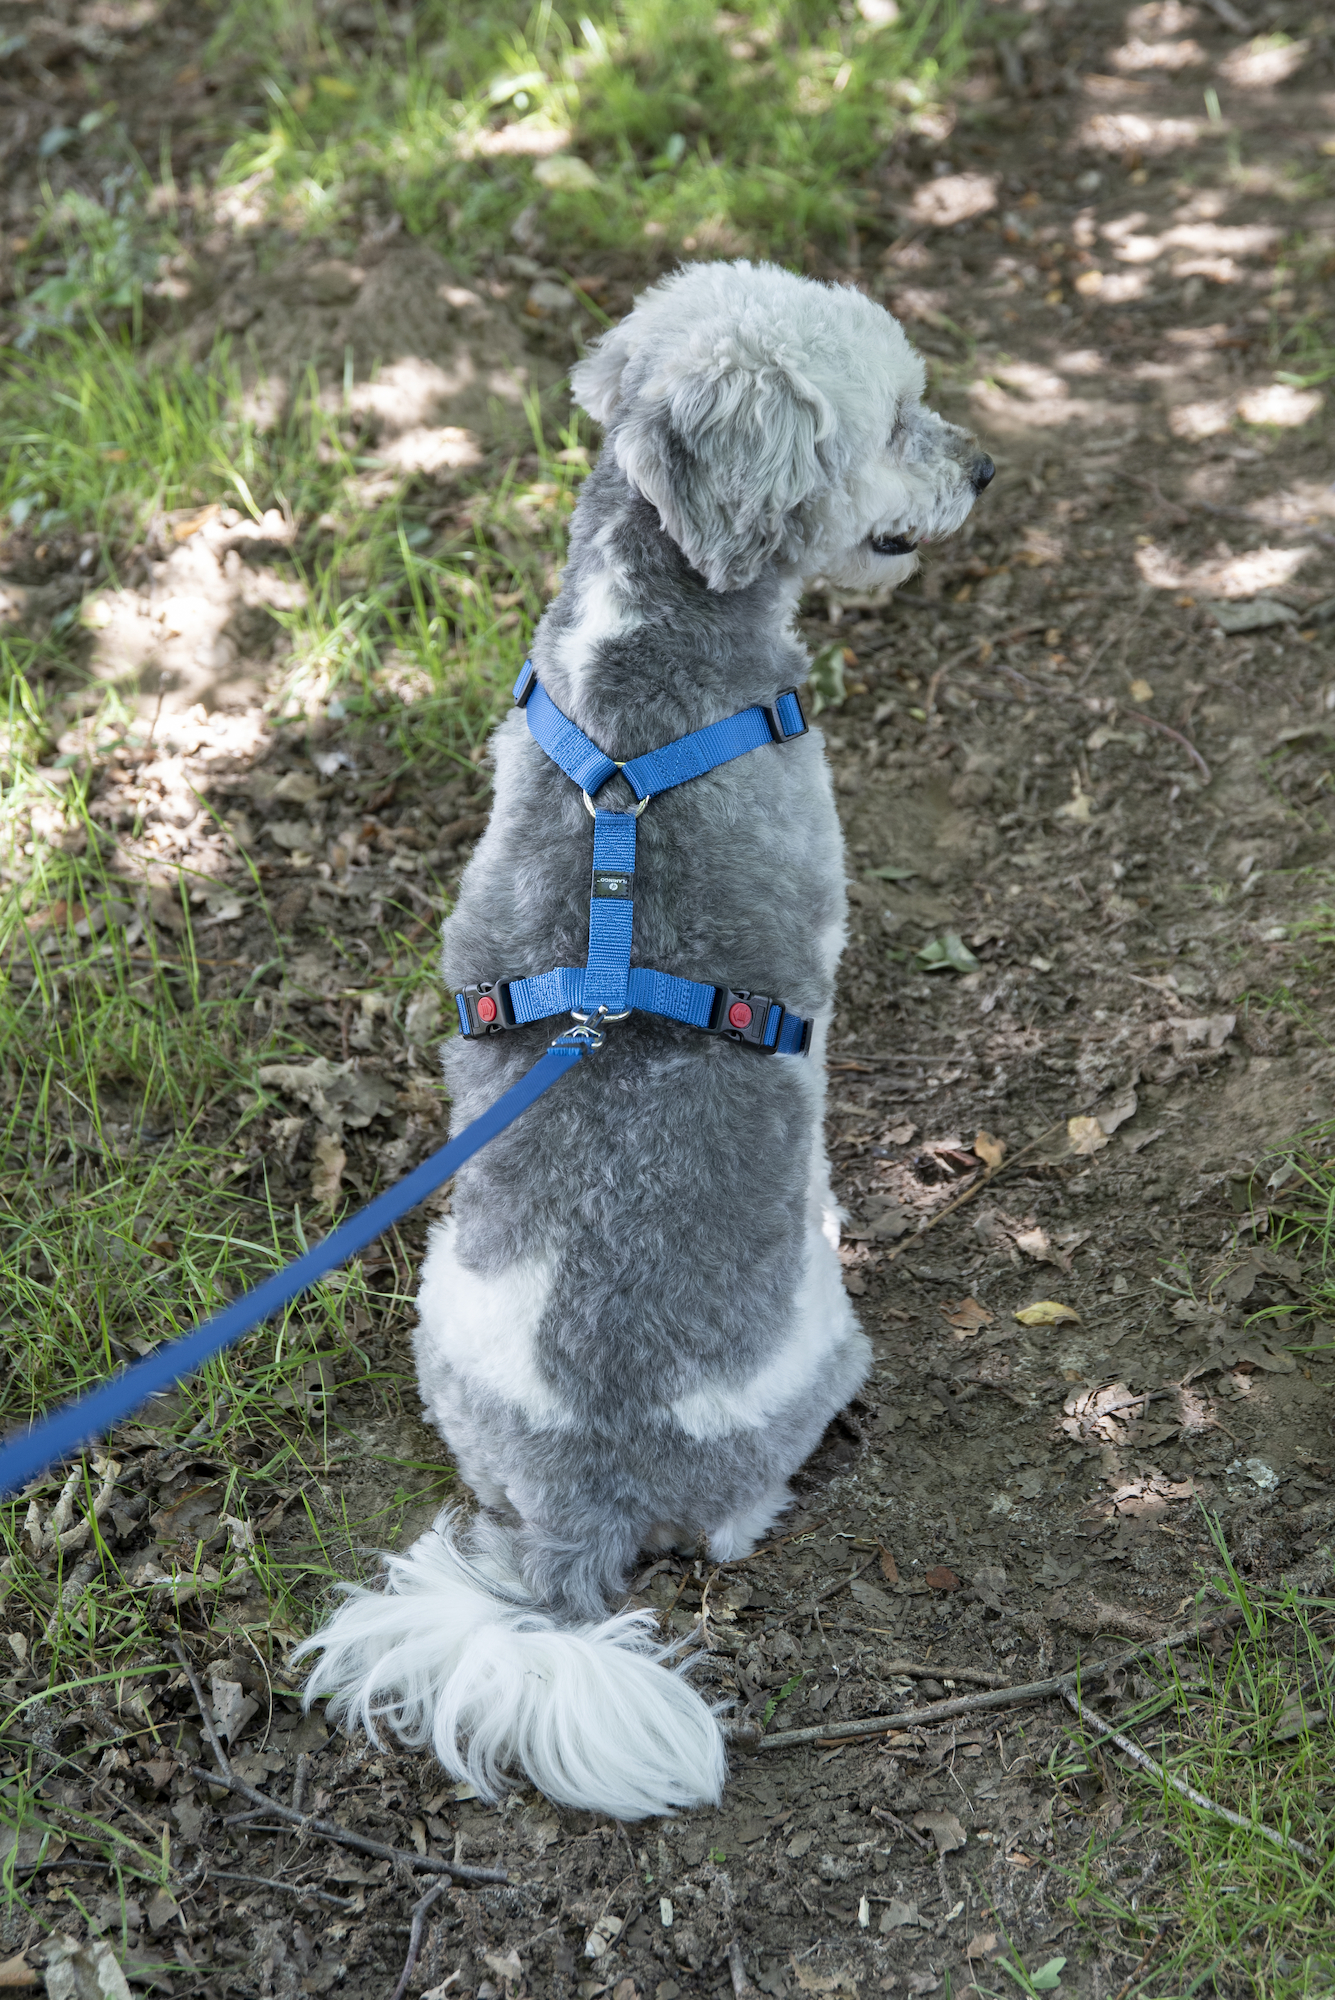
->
[[670, 1215, 859, 1441], [551, 566, 641, 698], [416, 1218, 566, 1427]]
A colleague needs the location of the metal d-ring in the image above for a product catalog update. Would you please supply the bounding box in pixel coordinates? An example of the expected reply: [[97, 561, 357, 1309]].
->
[[582, 788, 651, 819], [570, 1002, 632, 1026]]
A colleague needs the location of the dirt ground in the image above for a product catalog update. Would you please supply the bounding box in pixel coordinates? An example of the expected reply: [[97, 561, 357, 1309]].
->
[[5, 0, 1335, 1995]]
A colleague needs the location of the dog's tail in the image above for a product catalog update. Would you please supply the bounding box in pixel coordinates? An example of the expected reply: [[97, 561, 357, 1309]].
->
[[293, 1510, 727, 1820]]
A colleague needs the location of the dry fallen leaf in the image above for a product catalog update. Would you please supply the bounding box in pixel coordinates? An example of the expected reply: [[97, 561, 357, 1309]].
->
[[878, 1898, 920, 1931], [41, 1941, 132, 2000], [0, 1955, 37, 1989], [913, 1808, 967, 1853], [942, 1296, 994, 1332], [924, 1566, 961, 1591], [1096, 1085, 1138, 1137], [1014, 1226, 1060, 1267], [1014, 1301, 1081, 1326], [966, 1931, 999, 1961], [310, 1130, 347, 1210], [1067, 1115, 1111, 1156], [887, 1121, 918, 1145], [790, 1965, 860, 1996], [879, 1546, 899, 1584], [482, 1950, 524, 1993], [973, 1128, 1006, 1172], [1129, 678, 1153, 702], [584, 1914, 623, 1960]]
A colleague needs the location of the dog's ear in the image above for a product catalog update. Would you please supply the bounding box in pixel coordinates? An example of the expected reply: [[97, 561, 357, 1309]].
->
[[572, 329, 836, 592]]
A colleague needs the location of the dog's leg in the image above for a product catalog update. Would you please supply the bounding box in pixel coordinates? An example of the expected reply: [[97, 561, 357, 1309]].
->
[[705, 1483, 793, 1563]]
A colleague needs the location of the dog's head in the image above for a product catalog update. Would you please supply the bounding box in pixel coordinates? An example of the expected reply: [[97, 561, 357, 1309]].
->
[[571, 259, 993, 595]]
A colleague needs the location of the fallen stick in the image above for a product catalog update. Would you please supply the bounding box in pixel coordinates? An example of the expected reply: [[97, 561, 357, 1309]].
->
[[1124, 710, 1211, 785], [186, 1766, 508, 1885], [209, 1870, 359, 1912], [870, 1806, 932, 1851], [792, 1553, 883, 1615], [1061, 1688, 1318, 1863], [741, 1608, 1244, 1751], [880, 1117, 1067, 1263], [877, 1659, 1012, 1689], [727, 1935, 762, 1999], [1107, 1922, 1179, 2000], [172, 1639, 232, 1778], [388, 1882, 450, 2000]]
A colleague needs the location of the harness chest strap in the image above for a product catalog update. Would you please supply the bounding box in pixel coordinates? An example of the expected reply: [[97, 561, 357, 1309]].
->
[[456, 662, 813, 1057]]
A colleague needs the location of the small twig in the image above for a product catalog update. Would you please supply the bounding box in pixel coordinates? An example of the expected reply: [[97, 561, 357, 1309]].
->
[[880, 1118, 1065, 1263], [208, 1870, 359, 1912], [744, 1609, 1245, 1750], [187, 1766, 507, 1885], [1124, 711, 1212, 784], [291, 1751, 310, 1815], [923, 626, 1050, 718], [388, 1882, 450, 2000], [1107, 1922, 1178, 2000], [877, 1659, 1012, 1689], [1062, 1688, 1318, 1862], [792, 1553, 882, 1615], [173, 1640, 231, 1778], [728, 1936, 761, 1998], [871, 1806, 933, 1850]]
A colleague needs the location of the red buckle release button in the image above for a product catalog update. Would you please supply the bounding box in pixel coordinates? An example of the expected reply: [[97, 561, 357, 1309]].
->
[[476, 994, 498, 1024], [727, 1001, 753, 1030]]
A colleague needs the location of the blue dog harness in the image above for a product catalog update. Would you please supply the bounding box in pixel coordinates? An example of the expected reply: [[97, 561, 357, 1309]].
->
[[455, 660, 814, 1056]]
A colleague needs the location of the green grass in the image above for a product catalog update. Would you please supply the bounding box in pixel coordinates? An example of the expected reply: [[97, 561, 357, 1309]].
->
[[1060, 1534, 1335, 2000], [0, 0, 988, 1929], [1262, 1121, 1335, 1344], [204, 0, 975, 270]]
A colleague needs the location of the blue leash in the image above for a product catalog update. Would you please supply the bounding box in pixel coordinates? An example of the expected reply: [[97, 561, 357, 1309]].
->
[[0, 1032, 594, 1501]]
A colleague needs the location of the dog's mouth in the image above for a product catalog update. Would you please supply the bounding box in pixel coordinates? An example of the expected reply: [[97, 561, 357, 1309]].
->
[[868, 532, 919, 557]]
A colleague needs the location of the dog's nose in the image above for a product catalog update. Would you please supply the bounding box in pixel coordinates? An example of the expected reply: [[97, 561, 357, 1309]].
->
[[971, 455, 996, 492]]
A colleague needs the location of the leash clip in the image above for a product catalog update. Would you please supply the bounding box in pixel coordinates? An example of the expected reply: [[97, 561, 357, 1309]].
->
[[553, 1022, 607, 1052]]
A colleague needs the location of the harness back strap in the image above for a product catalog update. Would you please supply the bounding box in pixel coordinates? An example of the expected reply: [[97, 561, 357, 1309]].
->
[[456, 664, 813, 1057], [516, 660, 808, 799]]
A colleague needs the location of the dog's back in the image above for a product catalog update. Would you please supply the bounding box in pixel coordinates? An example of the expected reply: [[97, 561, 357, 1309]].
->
[[298, 260, 991, 1818]]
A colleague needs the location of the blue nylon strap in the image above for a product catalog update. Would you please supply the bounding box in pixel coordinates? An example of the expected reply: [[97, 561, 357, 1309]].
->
[[628, 966, 716, 1029], [517, 668, 803, 804], [583, 811, 636, 1013], [776, 1011, 808, 1055], [620, 704, 777, 800], [0, 1041, 588, 1499], [522, 680, 620, 796], [508, 965, 720, 1031]]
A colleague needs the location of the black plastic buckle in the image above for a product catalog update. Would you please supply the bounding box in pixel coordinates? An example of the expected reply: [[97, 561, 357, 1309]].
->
[[763, 687, 808, 742], [709, 988, 780, 1050], [513, 659, 538, 707], [457, 980, 516, 1037]]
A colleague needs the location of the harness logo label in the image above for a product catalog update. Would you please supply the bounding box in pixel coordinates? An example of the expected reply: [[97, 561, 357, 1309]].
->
[[592, 870, 634, 899]]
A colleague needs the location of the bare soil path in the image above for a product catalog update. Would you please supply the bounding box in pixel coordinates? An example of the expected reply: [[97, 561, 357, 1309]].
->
[[3, 1, 1335, 1996]]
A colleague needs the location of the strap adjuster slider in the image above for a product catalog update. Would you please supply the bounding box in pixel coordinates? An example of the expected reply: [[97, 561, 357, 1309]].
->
[[763, 687, 808, 742]]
